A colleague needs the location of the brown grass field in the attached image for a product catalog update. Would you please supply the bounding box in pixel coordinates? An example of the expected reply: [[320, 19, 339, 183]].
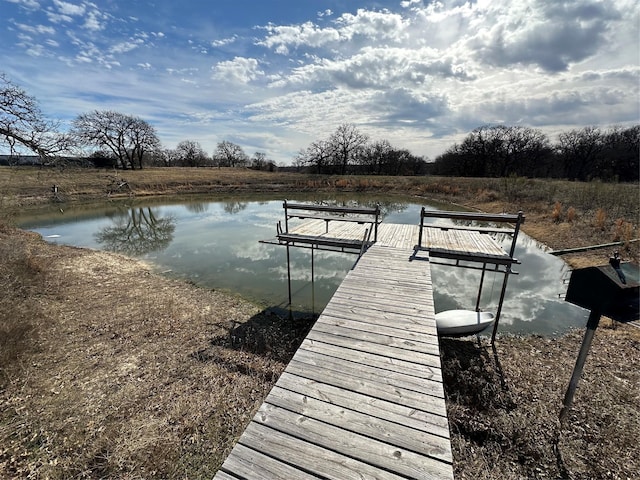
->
[[1, 166, 639, 479]]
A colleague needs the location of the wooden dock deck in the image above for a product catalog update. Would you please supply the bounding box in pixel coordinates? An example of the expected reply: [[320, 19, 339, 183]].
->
[[216, 222, 454, 479]]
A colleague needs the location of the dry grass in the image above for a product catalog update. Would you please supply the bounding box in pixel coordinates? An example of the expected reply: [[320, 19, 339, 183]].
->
[[594, 208, 608, 231], [0, 225, 308, 478], [443, 326, 640, 479], [1, 167, 639, 478]]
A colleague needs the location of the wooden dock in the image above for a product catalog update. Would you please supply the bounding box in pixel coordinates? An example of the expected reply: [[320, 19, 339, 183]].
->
[[218, 211, 523, 479], [216, 223, 454, 479]]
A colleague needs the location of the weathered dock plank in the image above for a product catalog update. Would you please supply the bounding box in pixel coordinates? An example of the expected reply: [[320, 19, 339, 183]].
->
[[265, 386, 452, 461], [316, 313, 440, 345], [251, 403, 453, 479], [216, 225, 455, 479], [238, 422, 410, 480], [275, 372, 450, 437], [286, 355, 447, 415], [304, 329, 442, 369]]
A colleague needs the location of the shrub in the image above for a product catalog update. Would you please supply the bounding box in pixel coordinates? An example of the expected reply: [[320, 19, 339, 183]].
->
[[612, 218, 635, 244], [476, 188, 499, 203], [551, 201, 563, 223], [594, 208, 607, 231]]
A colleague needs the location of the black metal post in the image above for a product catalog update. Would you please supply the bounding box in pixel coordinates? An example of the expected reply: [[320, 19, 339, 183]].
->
[[311, 244, 315, 315], [417, 207, 425, 247], [286, 244, 292, 306], [475, 264, 487, 311], [559, 308, 602, 423], [509, 211, 524, 257], [490, 267, 511, 345]]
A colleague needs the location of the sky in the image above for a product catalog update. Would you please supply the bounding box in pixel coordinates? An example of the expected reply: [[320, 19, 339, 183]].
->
[[2, 0, 639, 164]]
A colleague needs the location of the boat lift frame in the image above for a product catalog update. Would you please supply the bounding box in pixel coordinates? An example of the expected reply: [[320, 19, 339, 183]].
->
[[262, 202, 525, 343], [413, 208, 525, 344]]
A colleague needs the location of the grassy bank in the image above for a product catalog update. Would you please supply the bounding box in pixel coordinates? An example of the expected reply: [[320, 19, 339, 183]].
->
[[1, 167, 639, 478]]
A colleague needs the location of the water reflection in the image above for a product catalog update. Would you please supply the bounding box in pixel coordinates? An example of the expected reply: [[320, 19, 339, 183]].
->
[[222, 201, 248, 214], [18, 195, 589, 336], [311, 198, 410, 218], [94, 207, 175, 256], [184, 203, 209, 214], [429, 233, 584, 334]]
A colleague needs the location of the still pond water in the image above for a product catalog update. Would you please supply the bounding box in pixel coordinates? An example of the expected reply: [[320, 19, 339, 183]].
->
[[19, 194, 591, 336]]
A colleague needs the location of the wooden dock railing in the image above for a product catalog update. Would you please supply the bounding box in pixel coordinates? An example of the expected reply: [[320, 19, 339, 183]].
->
[[281, 200, 381, 242], [418, 208, 525, 258]]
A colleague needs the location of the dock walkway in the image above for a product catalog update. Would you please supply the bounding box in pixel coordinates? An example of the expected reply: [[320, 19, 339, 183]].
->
[[215, 222, 454, 479]]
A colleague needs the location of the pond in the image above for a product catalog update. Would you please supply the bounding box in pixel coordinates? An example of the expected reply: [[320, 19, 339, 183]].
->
[[18, 193, 590, 336]]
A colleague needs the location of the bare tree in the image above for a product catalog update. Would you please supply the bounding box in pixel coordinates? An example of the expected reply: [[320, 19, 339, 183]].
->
[[72, 110, 160, 169], [557, 127, 604, 181], [250, 152, 276, 171], [329, 123, 369, 175], [175, 140, 209, 167], [297, 139, 336, 174], [130, 117, 161, 169], [447, 125, 552, 177], [356, 139, 393, 174], [0, 72, 73, 159], [214, 140, 248, 168], [601, 125, 639, 181]]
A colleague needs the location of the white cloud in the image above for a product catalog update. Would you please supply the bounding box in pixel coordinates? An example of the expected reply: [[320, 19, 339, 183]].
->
[[46, 12, 72, 23], [464, 0, 622, 72], [16, 22, 55, 35], [258, 22, 342, 54], [5, 0, 40, 10], [212, 57, 263, 84], [110, 38, 144, 54], [82, 9, 106, 31], [335, 8, 408, 41], [211, 35, 237, 47], [53, 0, 85, 16]]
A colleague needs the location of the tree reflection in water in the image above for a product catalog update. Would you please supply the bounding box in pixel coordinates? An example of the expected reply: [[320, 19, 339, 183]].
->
[[184, 202, 209, 214], [222, 201, 248, 214], [94, 207, 175, 255]]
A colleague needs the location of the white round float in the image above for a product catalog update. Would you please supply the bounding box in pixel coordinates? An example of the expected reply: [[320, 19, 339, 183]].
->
[[435, 309, 495, 337]]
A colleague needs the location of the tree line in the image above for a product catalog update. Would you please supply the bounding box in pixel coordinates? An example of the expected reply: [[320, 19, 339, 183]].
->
[[75, 112, 276, 172], [294, 123, 428, 176], [1, 73, 274, 171], [432, 125, 639, 182], [2, 72, 637, 180]]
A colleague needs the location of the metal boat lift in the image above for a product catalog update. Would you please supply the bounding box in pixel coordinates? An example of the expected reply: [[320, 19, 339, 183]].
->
[[262, 201, 525, 342], [413, 208, 525, 343]]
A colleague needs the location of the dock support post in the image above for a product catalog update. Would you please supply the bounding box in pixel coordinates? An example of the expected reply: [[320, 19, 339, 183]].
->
[[490, 268, 511, 345], [475, 264, 487, 311], [286, 244, 292, 306], [559, 309, 601, 423], [311, 245, 315, 315]]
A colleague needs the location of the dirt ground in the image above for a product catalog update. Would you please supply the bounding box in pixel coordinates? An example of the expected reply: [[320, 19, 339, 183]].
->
[[1, 226, 308, 478], [1, 168, 639, 479]]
